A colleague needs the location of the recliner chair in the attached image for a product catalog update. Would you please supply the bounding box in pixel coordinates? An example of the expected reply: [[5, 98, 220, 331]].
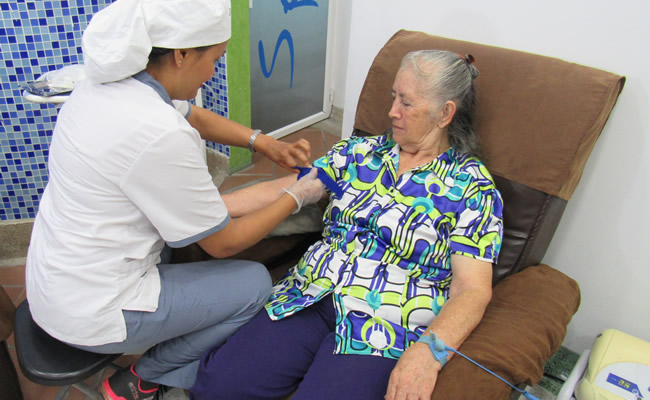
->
[[346, 30, 625, 398], [173, 29, 625, 399]]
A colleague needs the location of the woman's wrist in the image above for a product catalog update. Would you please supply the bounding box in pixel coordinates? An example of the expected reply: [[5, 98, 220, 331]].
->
[[417, 331, 449, 368]]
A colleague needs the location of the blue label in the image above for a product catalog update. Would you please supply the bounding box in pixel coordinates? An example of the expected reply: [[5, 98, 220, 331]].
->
[[606, 373, 643, 398]]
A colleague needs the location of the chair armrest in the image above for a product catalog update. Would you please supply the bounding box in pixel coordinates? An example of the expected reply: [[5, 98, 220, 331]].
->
[[432, 264, 581, 399]]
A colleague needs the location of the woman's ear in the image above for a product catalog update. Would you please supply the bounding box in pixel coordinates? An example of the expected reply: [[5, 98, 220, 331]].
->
[[173, 49, 188, 68], [438, 100, 457, 129]]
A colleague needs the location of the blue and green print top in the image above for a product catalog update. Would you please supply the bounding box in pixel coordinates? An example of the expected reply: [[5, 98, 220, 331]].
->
[[266, 135, 504, 359]]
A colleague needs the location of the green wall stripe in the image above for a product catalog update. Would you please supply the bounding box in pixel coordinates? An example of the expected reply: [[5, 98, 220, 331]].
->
[[227, 0, 252, 173]]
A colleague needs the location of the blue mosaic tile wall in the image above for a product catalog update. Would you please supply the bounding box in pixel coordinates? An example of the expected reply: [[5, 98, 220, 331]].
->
[[0, 0, 229, 221], [203, 62, 230, 156]]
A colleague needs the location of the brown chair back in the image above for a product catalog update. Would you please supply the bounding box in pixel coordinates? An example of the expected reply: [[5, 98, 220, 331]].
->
[[353, 30, 625, 283]]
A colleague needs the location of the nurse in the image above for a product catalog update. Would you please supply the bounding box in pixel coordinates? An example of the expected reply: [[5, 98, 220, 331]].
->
[[24, 0, 324, 399]]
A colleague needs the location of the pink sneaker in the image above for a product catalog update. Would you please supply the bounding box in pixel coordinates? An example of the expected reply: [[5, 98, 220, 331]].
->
[[101, 364, 159, 400]]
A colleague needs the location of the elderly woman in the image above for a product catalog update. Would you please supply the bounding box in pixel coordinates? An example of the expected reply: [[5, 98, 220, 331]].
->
[[191, 49, 503, 400], [25, 1, 323, 399]]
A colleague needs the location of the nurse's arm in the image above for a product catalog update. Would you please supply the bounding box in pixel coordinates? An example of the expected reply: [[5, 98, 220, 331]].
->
[[197, 185, 300, 258], [221, 174, 298, 218], [187, 104, 311, 169], [200, 169, 326, 257]]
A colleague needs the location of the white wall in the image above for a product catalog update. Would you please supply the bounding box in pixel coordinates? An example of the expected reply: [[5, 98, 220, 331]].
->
[[329, 0, 352, 109], [338, 0, 650, 353]]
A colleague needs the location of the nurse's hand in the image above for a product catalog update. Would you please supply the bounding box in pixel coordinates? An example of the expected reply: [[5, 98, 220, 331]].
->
[[257, 135, 311, 169], [283, 168, 325, 214]]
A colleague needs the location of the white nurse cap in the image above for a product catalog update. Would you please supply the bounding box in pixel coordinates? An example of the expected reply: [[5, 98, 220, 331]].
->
[[82, 0, 231, 84]]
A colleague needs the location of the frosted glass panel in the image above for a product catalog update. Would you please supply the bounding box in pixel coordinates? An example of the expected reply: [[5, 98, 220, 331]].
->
[[249, 0, 329, 135]]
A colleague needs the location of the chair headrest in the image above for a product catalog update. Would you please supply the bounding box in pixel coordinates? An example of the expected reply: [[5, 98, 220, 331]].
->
[[354, 30, 625, 200]]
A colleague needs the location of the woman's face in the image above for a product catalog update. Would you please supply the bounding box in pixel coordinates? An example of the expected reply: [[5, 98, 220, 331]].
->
[[388, 67, 438, 149], [176, 41, 228, 100]]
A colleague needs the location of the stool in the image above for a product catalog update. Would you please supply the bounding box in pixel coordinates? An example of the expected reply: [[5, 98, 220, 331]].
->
[[14, 300, 121, 400]]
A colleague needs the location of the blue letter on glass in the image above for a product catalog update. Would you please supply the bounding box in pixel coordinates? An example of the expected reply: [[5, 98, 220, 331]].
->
[[258, 29, 294, 88], [280, 0, 318, 14]]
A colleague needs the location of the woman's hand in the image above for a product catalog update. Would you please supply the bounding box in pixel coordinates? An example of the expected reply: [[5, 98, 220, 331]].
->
[[257, 135, 311, 169], [385, 342, 440, 400]]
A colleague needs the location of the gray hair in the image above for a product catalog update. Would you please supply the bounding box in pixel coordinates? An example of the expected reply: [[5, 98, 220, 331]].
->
[[400, 50, 481, 158]]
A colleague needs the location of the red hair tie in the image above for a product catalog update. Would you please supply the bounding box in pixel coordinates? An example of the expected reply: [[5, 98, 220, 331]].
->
[[457, 53, 476, 64]]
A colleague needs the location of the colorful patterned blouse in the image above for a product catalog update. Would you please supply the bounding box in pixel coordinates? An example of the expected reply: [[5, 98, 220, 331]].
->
[[266, 135, 504, 359]]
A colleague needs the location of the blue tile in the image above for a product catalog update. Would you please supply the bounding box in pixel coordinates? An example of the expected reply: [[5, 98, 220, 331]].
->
[[1, 0, 230, 220]]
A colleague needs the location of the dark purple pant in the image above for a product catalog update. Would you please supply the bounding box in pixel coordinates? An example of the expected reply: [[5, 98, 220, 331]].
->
[[191, 295, 398, 400]]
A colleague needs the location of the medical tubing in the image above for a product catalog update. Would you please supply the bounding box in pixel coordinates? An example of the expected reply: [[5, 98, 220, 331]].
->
[[445, 345, 540, 400]]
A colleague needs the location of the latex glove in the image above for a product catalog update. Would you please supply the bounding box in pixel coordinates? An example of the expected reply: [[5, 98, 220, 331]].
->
[[283, 168, 324, 214]]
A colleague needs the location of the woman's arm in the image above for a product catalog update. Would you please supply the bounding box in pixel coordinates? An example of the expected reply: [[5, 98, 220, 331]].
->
[[385, 255, 493, 400], [186, 104, 311, 169]]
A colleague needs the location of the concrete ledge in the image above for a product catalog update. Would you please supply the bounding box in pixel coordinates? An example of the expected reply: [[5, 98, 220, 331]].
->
[[0, 219, 33, 267], [0, 121, 332, 267], [0, 149, 228, 268], [206, 147, 230, 187]]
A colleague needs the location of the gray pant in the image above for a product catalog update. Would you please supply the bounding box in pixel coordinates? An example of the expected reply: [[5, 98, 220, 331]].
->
[[72, 258, 272, 389]]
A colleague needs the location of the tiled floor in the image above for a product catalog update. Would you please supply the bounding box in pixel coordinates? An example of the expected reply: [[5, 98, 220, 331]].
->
[[0, 126, 341, 400]]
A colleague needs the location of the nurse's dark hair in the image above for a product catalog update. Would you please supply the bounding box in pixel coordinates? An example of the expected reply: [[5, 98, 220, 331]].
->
[[400, 50, 481, 159], [148, 45, 214, 64]]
